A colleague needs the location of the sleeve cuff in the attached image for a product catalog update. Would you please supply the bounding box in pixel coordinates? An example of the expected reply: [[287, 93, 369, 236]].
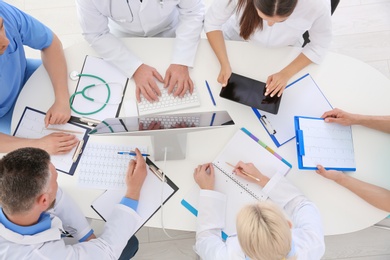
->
[[78, 229, 94, 242], [120, 197, 139, 211]]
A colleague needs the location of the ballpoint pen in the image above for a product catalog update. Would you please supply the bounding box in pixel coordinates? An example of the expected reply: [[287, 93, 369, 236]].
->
[[225, 162, 260, 182], [205, 80, 216, 106], [117, 151, 150, 157]]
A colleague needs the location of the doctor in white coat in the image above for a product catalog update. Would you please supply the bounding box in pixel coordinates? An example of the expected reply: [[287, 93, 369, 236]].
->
[[0, 147, 147, 259], [76, 0, 205, 102], [205, 0, 332, 97], [193, 162, 325, 259]]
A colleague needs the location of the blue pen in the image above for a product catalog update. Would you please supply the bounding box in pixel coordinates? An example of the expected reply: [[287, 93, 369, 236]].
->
[[205, 80, 216, 106], [117, 151, 150, 157]]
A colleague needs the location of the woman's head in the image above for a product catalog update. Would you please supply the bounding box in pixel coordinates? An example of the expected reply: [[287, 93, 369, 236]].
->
[[237, 0, 298, 39], [236, 201, 292, 260]]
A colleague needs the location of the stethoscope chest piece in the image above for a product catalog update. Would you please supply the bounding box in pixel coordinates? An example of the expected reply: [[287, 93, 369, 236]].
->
[[69, 71, 80, 81]]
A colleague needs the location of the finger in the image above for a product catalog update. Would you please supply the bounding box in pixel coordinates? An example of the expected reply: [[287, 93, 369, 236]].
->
[[134, 148, 143, 163], [139, 122, 144, 130], [44, 114, 51, 128], [270, 84, 282, 97], [316, 165, 325, 174], [127, 159, 137, 176], [167, 76, 176, 95], [164, 70, 171, 88], [149, 79, 161, 98], [173, 79, 184, 97], [141, 85, 156, 102], [153, 69, 164, 83], [188, 78, 194, 94], [148, 121, 157, 130], [177, 80, 188, 98], [136, 86, 141, 103]]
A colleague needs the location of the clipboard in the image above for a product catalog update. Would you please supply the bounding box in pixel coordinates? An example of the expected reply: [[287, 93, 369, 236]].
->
[[70, 55, 129, 126], [294, 116, 356, 171], [91, 157, 179, 235], [253, 74, 333, 147], [13, 106, 90, 175], [220, 73, 282, 114]]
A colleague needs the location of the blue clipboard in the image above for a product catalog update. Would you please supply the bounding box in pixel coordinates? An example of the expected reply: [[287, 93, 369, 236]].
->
[[294, 116, 356, 171]]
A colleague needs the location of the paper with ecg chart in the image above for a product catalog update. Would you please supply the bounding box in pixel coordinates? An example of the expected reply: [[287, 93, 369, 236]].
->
[[181, 128, 292, 239], [295, 116, 356, 171], [90, 158, 179, 236], [13, 107, 90, 175], [77, 143, 148, 190]]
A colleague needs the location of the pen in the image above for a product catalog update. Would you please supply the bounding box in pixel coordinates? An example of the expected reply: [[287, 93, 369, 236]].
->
[[117, 151, 150, 157], [205, 80, 216, 106], [45, 127, 84, 134], [225, 162, 260, 182]]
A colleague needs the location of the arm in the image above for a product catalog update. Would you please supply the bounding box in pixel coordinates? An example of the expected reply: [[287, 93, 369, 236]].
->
[[316, 165, 390, 212], [322, 108, 390, 133], [204, 0, 236, 87], [41, 34, 71, 127], [75, 0, 163, 102], [164, 0, 205, 97], [193, 164, 244, 259], [0, 132, 78, 155]]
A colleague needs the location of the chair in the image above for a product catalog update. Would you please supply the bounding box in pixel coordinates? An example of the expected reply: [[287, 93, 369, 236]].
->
[[302, 0, 340, 47]]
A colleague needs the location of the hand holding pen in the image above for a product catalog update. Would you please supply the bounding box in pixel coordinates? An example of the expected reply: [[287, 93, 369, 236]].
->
[[230, 161, 270, 188]]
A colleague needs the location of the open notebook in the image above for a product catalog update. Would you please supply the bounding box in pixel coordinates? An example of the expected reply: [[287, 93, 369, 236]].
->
[[181, 128, 291, 239], [91, 158, 178, 235]]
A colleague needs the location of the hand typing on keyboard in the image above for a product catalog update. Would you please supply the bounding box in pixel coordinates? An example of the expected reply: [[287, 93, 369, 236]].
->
[[133, 64, 164, 102], [164, 64, 194, 98]]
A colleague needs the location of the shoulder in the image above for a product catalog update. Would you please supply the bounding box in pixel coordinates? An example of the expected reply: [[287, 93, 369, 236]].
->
[[294, 0, 331, 16]]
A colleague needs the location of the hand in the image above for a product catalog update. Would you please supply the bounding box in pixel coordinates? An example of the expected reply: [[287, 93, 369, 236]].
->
[[138, 121, 163, 131], [321, 108, 357, 126], [133, 64, 164, 102], [125, 148, 147, 200], [35, 132, 79, 155], [234, 161, 269, 187], [193, 163, 215, 190], [218, 63, 232, 87], [164, 64, 194, 97], [316, 165, 343, 182], [265, 71, 289, 97], [45, 100, 71, 127]]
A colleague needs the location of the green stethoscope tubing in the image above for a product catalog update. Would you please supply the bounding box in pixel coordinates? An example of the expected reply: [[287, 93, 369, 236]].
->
[[69, 73, 111, 115]]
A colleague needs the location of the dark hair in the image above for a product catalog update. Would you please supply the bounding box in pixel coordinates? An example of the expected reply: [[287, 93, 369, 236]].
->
[[236, 0, 298, 40], [0, 148, 51, 214]]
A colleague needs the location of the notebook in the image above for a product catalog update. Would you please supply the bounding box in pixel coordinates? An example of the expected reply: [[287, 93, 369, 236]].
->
[[294, 116, 356, 171], [220, 73, 282, 114], [181, 128, 292, 239], [70, 55, 128, 125], [91, 158, 179, 236], [253, 74, 333, 147], [13, 106, 90, 175]]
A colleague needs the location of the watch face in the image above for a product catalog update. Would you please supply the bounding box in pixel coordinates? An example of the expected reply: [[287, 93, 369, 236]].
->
[[220, 73, 282, 114]]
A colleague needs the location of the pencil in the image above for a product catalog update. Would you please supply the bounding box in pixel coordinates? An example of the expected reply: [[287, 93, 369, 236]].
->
[[45, 127, 84, 134], [225, 162, 260, 182]]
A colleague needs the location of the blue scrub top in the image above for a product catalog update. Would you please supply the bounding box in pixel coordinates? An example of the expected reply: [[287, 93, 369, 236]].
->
[[0, 1, 53, 117]]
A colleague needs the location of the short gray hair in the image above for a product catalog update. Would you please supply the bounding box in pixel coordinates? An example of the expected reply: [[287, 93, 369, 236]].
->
[[0, 147, 51, 215]]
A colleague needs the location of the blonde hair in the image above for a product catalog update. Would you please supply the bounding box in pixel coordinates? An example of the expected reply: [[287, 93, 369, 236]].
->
[[236, 201, 294, 260]]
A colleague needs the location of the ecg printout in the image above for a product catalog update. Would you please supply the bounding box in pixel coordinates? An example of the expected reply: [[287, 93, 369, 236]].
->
[[77, 142, 147, 190], [13, 107, 88, 174], [299, 118, 356, 169]]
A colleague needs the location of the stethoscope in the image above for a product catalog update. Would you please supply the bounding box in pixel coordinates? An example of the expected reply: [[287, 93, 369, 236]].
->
[[69, 71, 121, 116]]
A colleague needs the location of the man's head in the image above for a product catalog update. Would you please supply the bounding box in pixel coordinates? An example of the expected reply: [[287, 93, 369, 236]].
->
[[0, 147, 58, 216], [0, 17, 10, 55]]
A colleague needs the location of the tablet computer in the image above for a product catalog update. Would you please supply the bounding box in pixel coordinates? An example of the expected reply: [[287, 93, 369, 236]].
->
[[219, 73, 282, 114]]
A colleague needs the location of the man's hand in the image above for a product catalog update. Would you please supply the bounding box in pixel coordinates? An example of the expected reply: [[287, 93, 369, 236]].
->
[[34, 132, 79, 155], [164, 64, 194, 97], [133, 64, 164, 102], [45, 100, 71, 127], [193, 163, 215, 190], [125, 148, 147, 200], [321, 108, 357, 126], [138, 121, 163, 131], [264, 70, 289, 97]]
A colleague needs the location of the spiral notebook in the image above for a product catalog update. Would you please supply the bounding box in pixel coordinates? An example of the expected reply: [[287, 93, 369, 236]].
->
[[181, 128, 291, 239]]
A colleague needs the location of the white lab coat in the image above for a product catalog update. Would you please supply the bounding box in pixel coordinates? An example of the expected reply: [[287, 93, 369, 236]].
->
[[76, 0, 205, 78], [195, 173, 325, 260], [0, 188, 142, 259], [204, 0, 332, 64]]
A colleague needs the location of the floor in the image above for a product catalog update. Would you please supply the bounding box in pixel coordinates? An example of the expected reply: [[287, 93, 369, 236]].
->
[[5, 0, 390, 259]]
